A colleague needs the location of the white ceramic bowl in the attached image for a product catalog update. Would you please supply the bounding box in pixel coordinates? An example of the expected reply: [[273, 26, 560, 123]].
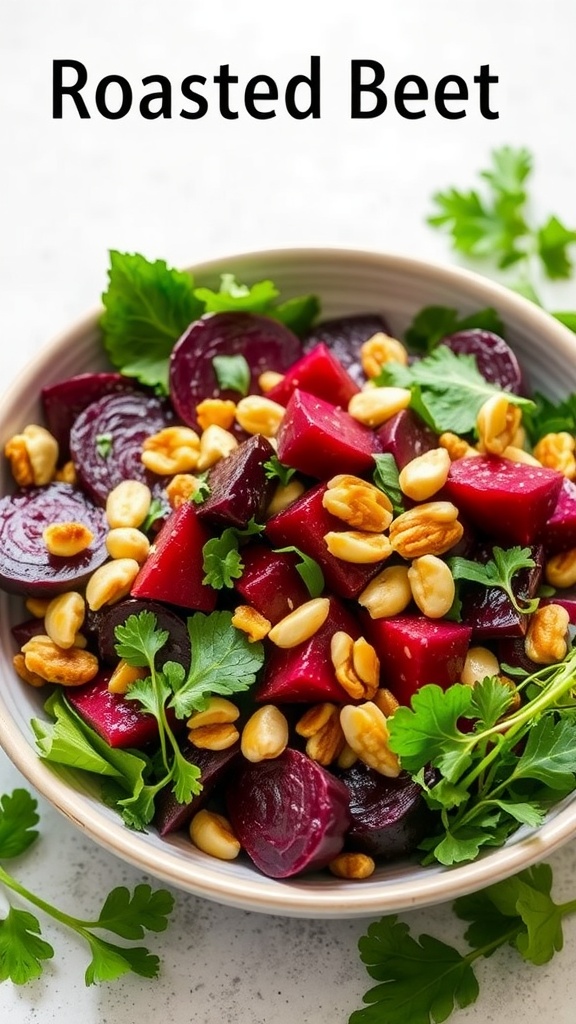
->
[[1, 248, 576, 919]]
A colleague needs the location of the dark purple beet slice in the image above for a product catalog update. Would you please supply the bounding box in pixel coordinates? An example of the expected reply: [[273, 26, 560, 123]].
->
[[459, 543, 544, 640], [69, 391, 173, 506], [376, 409, 439, 469], [333, 762, 435, 858], [497, 637, 541, 675], [0, 482, 108, 597], [41, 373, 136, 461], [91, 598, 191, 668], [196, 434, 275, 529], [440, 330, 524, 394], [11, 618, 47, 647], [226, 747, 351, 878], [154, 743, 240, 836], [169, 312, 302, 429], [303, 313, 390, 386]]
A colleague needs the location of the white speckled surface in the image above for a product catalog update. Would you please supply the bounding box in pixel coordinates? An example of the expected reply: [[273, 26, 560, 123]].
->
[[2, 1, 576, 1020]]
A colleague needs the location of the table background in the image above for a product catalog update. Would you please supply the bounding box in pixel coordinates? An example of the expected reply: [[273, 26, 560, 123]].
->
[[2, 2, 576, 1021]]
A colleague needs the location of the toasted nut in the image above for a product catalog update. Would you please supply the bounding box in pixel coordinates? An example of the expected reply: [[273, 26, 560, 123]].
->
[[165, 473, 202, 509], [265, 479, 306, 518], [340, 702, 401, 777], [13, 653, 46, 687], [533, 432, 576, 479], [438, 432, 479, 460], [258, 370, 284, 393], [21, 634, 99, 686], [141, 426, 201, 475], [231, 604, 271, 642], [372, 687, 400, 717], [5, 425, 59, 486], [196, 424, 238, 471], [105, 480, 152, 529], [188, 723, 240, 750], [476, 394, 522, 456], [331, 632, 380, 701], [324, 530, 392, 564], [55, 460, 78, 485], [501, 445, 541, 466], [336, 743, 358, 769], [25, 597, 51, 618], [360, 332, 409, 378], [461, 646, 500, 686], [106, 527, 150, 563], [4, 435, 34, 485], [240, 704, 289, 762], [43, 521, 94, 557], [195, 398, 237, 431], [357, 565, 412, 619], [524, 604, 570, 664], [389, 501, 463, 559], [44, 591, 86, 649], [398, 448, 451, 501], [407, 555, 455, 619], [329, 852, 376, 880], [187, 697, 240, 729], [267, 597, 330, 648], [85, 558, 140, 611], [545, 548, 576, 589], [323, 475, 393, 532], [234, 395, 285, 437], [189, 809, 241, 861], [348, 387, 411, 427], [296, 703, 346, 766], [107, 659, 148, 694]]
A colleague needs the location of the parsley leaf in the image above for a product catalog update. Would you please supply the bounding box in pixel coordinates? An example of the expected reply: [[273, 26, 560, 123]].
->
[[194, 273, 279, 313], [264, 455, 297, 486], [273, 545, 325, 598], [0, 908, 54, 985], [191, 473, 211, 505], [0, 790, 39, 859], [522, 389, 576, 443], [212, 354, 251, 396], [141, 496, 166, 534], [537, 215, 576, 279], [202, 519, 264, 589], [404, 306, 505, 355], [448, 545, 538, 615], [372, 453, 404, 515]]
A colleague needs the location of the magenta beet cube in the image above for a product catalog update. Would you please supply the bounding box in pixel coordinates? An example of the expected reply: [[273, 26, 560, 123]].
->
[[234, 543, 311, 624], [131, 502, 217, 612], [541, 479, 576, 554], [197, 434, 275, 529], [265, 483, 387, 599], [67, 673, 160, 749], [363, 614, 472, 706], [376, 409, 438, 469], [154, 743, 240, 836], [256, 596, 361, 704], [443, 455, 563, 546], [265, 343, 359, 409], [276, 389, 378, 479]]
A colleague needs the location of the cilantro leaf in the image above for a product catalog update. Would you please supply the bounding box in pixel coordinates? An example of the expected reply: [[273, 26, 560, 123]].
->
[[272, 293, 320, 335], [202, 529, 245, 589], [522, 389, 576, 443], [100, 251, 204, 394], [448, 545, 538, 615], [114, 610, 169, 668], [537, 215, 576, 280], [404, 306, 505, 355], [273, 545, 325, 598], [388, 684, 474, 775], [212, 354, 251, 396], [141, 496, 166, 534], [93, 884, 174, 940], [511, 715, 576, 790], [0, 908, 54, 985], [191, 473, 211, 505], [264, 455, 297, 486], [468, 675, 515, 730], [0, 790, 39, 859], [194, 274, 279, 313], [372, 453, 404, 514], [83, 935, 160, 984]]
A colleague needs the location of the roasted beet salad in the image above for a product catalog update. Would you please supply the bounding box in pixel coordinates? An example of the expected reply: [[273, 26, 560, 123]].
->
[[3, 252, 576, 881]]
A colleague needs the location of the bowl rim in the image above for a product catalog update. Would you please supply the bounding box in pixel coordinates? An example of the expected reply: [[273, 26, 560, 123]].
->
[[1, 244, 576, 918]]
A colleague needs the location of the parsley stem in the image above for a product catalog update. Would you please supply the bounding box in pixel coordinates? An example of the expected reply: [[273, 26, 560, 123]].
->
[[0, 863, 91, 935]]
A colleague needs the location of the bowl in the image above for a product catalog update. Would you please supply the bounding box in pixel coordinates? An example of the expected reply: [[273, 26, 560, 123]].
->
[[1, 246, 576, 919]]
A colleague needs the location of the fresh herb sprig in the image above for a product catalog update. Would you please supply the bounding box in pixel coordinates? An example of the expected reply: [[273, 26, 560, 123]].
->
[[202, 518, 264, 589], [0, 789, 174, 985], [350, 861, 576, 1024], [448, 545, 539, 617]]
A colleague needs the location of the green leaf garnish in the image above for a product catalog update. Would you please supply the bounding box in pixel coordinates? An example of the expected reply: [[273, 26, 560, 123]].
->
[[263, 455, 297, 486], [273, 545, 325, 598], [95, 432, 113, 459], [372, 453, 404, 515], [448, 545, 538, 615], [404, 305, 505, 355], [194, 273, 279, 313], [212, 354, 251, 396], [202, 519, 264, 590]]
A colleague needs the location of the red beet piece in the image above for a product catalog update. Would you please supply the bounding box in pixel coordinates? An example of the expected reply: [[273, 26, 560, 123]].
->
[[226, 748, 351, 878], [41, 372, 135, 461], [256, 596, 360, 704], [459, 543, 544, 639], [443, 455, 563, 546], [196, 435, 275, 529], [541, 590, 576, 624], [265, 483, 386, 600], [234, 543, 311, 624], [154, 743, 240, 836], [497, 637, 541, 675], [333, 762, 434, 858], [364, 615, 472, 706], [67, 672, 160, 749], [440, 330, 524, 394], [69, 391, 173, 506], [93, 598, 191, 667], [265, 343, 359, 409], [303, 313, 391, 386], [131, 502, 217, 612], [169, 312, 302, 429], [376, 409, 438, 469], [541, 479, 576, 554], [277, 389, 377, 480], [0, 482, 108, 597]]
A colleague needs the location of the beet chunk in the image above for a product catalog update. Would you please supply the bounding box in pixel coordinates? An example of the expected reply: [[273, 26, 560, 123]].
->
[[303, 313, 391, 386], [131, 502, 217, 612], [440, 330, 524, 394], [443, 455, 563, 546], [265, 343, 359, 409], [226, 748, 351, 878], [541, 479, 576, 554], [334, 762, 434, 858], [42, 372, 135, 461], [376, 409, 438, 469], [0, 482, 108, 597], [234, 543, 311, 624], [363, 615, 472, 706], [276, 389, 378, 479], [154, 743, 240, 836], [67, 672, 161, 749], [197, 435, 275, 529], [93, 598, 191, 668], [69, 391, 172, 506], [169, 312, 302, 429], [459, 543, 544, 639]]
